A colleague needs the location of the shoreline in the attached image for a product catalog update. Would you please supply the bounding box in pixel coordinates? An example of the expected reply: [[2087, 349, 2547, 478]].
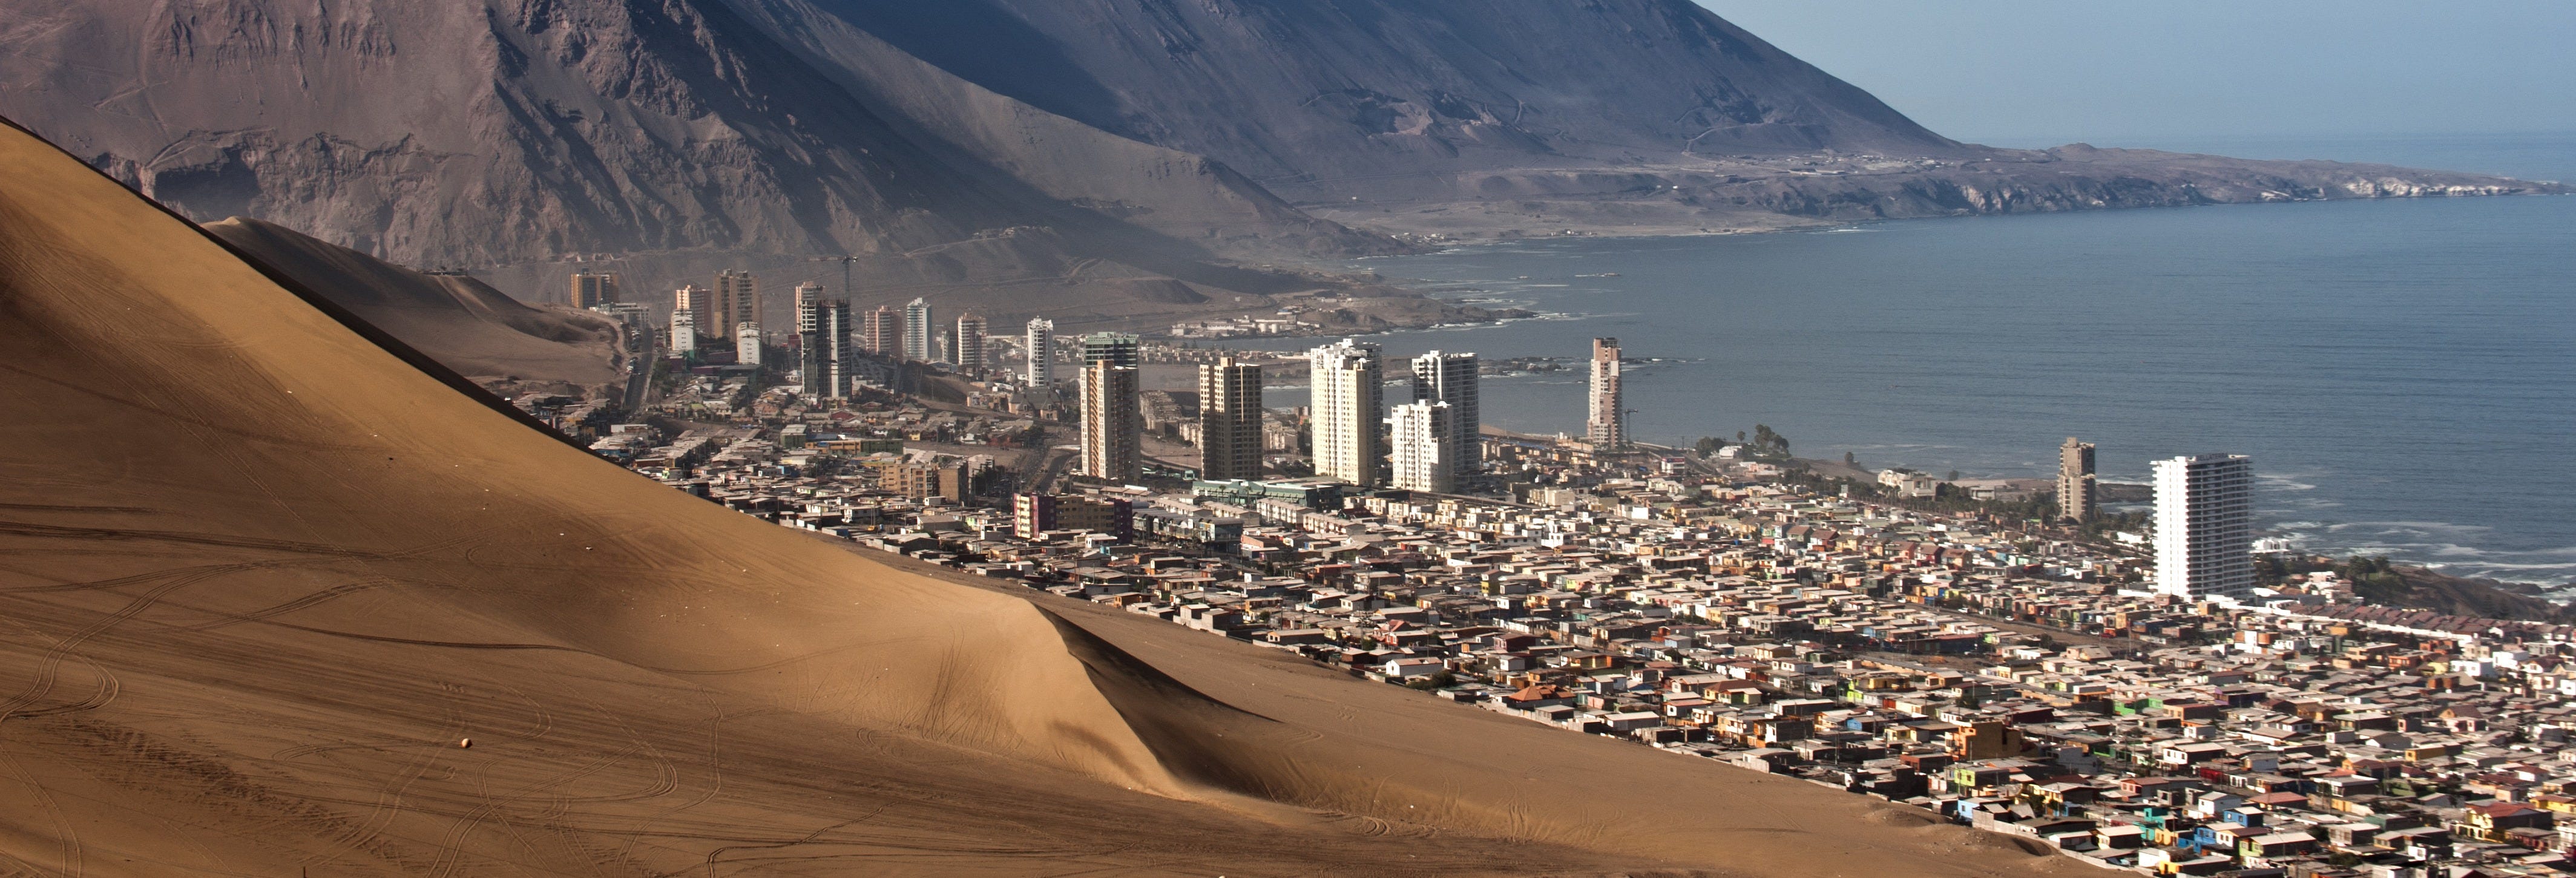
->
[[1316, 186, 2576, 265]]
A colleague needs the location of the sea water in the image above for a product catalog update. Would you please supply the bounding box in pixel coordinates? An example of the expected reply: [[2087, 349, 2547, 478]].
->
[[1259, 134, 2576, 587]]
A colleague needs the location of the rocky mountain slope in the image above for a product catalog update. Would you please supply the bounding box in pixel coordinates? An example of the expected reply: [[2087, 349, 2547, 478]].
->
[[0, 0, 1369, 286], [0, 0, 2557, 314]]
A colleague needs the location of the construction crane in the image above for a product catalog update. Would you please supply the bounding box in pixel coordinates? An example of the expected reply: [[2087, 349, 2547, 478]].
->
[[809, 255, 862, 295]]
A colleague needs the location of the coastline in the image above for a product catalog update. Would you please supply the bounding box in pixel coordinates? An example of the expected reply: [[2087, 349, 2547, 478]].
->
[[1765, 456, 2572, 621]]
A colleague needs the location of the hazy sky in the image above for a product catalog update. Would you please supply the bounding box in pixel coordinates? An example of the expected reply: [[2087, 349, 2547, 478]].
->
[[1700, 1, 2576, 147]]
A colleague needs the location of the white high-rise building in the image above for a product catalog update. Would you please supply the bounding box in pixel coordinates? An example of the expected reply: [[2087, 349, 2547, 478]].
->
[[1587, 337, 1625, 448], [1388, 401, 1454, 494], [954, 312, 988, 372], [734, 323, 763, 367], [1309, 338, 1384, 487], [901, 297, 934, 362], [1411, 350, 1479, 481], [1024, 318, 1055, 387], [669, 309, 697, 355], [2152, 453, 2256, 601]]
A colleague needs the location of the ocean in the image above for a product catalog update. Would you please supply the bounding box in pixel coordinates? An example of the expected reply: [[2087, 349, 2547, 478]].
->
[[1255, 133, 2576, 588]]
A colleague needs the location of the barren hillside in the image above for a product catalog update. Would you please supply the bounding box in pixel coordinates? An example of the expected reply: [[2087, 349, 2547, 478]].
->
[[0, 0, 2553, 317]]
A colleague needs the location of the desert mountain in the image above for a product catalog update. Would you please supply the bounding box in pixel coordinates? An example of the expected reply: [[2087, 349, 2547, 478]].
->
[[1, 0, 2557, 313], [0, 0, 1372, 287], [205, 217, 626, 393], [789, 0, 1960, 182], [0, 116, 2103, 877]]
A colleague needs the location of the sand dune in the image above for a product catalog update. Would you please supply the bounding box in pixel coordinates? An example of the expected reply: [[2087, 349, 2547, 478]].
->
[[0, 119, 2083, 876], [200, 217, 625, 393]]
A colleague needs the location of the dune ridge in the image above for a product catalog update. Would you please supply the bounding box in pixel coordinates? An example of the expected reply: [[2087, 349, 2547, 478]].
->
[[0, 116, 2079, 876]]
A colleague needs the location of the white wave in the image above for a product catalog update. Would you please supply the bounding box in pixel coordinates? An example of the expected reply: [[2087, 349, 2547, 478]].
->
[[2326, 520, 2497, 536]]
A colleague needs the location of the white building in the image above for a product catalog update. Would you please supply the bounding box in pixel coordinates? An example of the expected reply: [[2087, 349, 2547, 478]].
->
[[1024, 317, 1055, 399], [669, 309, 697, 355], [1388, 401, 1454, 494], [1411, 350, 1479, 480], [954, 312, 987, 372], [734, 322, 762, 367], [1309, 338, 1383, 487], [1876, 468, 1939, 498], [2152, 453, 2256, 601], [901, 297, 934, 363]]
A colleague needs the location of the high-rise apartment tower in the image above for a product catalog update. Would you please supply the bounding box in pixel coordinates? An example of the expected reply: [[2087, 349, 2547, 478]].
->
[[1411, 350, 1480, 481], [1310, 338, 1384, 487], [901, 298, 934, 362], [668, 309, 697, 355], [2152, 453, 2256, 601], [796, 284, 851, 399], [1388, 401, 1455, 494], [1080, 359, 1141, 482], [954, 312, 988, 372], [862, 306, 899, 355], [1197, 356, 1263, 482], [674, 285, 714, 342], [1081, 332, 1140, 370], [2058, 437, 2098, 523], [1024, 318, 1056, 388], [713, 270, 757, 334], [1587, 337, 1625, 448]]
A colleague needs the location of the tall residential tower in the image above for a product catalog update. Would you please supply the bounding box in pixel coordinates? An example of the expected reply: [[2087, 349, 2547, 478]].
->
[[2058, 437, 2098, 523], [862, 306, 899, 355], [674, 285, 714, 342], [2152, 453, 2256, 602], [1080, 359, 1141, 482], [1388, 401, 1456, 494], [713, 270, 757, 333], [1310, 338, 1384, 487], [1197, 356, 1263, 482], [900, 297, 934, 362], [954, 312, 988, 372], [1081, 332, 1140, 370], [1411, 350, 1480, 482], [1586, 337, 1625, 448], [796, 283, 851, 399], [1024, 318, 1056, 387]]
